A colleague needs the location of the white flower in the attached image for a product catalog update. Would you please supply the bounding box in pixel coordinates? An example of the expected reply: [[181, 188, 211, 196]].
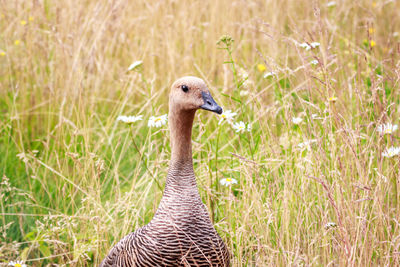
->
[[382, 146, 400, 158], [310, 42, 320, 48], [239, 90, 249, 96], [377, 123, 398, 135], [117, 115, 143, 124], [127, 60, 143, 71], [233, 121, 251, 133], [299, 42, 320, 50], [148, 114, 168, 128], [238, 67, 249, 80], [298, 139, 317, 149], [247, 123, 252, 132], [292, 117, 303, 125], [218, 110, 237, 124], [263, 71, 276, 78], [326, 1, 336, 7], [299, 42, 310, 50], [310, 59, 319, 65], [8, 260, 27, 267], [242, 79, 252, 89], [220, 178, 238, 186], [324, 222, 337, 230]]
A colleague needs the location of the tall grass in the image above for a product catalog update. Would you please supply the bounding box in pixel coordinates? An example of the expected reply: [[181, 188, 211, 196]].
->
[[1, 0, 400, 266]]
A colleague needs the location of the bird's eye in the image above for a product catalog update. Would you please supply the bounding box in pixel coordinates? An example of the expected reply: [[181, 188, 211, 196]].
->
[[181, 85, 189, 93]]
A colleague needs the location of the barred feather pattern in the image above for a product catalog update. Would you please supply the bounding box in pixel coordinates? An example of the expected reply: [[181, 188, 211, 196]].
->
[[100, 160, 230, 267]]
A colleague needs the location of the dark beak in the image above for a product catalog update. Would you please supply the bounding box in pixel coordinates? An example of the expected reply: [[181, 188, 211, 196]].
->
[[200, 91, 223, 114]]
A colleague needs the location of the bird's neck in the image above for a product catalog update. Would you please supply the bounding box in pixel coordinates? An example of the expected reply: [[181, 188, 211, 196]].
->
[[163, 107, 198, 196]]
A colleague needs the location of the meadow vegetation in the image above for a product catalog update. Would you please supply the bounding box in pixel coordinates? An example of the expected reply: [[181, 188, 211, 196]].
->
[[1, 0, 400, 266]]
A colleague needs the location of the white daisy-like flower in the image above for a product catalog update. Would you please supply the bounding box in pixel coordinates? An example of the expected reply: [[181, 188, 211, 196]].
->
[[127, 60, 143, 71], [263, 71, 276, 78], [377, 123, 398, 135], [148, 114, 168, 128], [218, 110, 237, 125], [8, 260, 27, 267], [324, 222, 337, 230], [233, 121, 251, 133], [326, 1, 336, 7], [117, 115, 143, 124], [220, 178, 238, 186], [382, 146, 400, 158], [310, 59, 319, 65], [292, 117, 303, 125]]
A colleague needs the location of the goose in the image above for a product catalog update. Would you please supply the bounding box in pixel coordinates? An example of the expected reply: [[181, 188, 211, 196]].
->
[[100, 76, 230, 266]]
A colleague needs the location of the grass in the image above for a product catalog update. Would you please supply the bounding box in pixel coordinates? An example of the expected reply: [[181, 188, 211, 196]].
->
[[1, 0, 400, 266]]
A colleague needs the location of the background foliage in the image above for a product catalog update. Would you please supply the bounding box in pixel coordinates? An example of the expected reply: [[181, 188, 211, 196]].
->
[[1, 0, 400, 266]]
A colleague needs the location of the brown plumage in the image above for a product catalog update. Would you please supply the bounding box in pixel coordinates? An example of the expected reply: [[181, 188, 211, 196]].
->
[[100, 76, 230, 267]]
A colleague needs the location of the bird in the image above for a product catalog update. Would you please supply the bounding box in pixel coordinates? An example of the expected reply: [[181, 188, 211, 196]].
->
[[100, 76, 230, 267]]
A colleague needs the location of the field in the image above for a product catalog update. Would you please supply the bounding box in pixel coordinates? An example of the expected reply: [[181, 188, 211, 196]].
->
[[1, 0, 400, 266]]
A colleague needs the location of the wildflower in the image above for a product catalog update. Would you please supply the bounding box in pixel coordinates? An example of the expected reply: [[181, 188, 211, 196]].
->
[[394, 32, 399, 37], [127, 60, 143, 71], [8, 260, 27, 267], [326, 1, 336, 7], [247, 123, 252, 132], [372, 2, 377, 8], [292, 117, 303, 125], [263, 71, 276, 78], [299, 42, 320, 51], [310, 42, 320, 48], [148, 114, 168, 128], [310, 59, 319, 65], [377, 123, 398, 135], [257, 64, 266, 72], [368, 28, 375, 35], [0, 50, 5, 57], [239, 90, 249, 96], [217, 35, 234, 48], [28, 16, 34, 22], [370, 40, 376, 47], [16, 153, 29, 163], [382, 146, 400, 158], [14, 40, 21, 46], [299, 43, 311, 50], [233, 121, 251, 133], [298, 139, 317, 149], [20, 20, 27, 25], [220, 178, 238, 186], [218, 110, 237, 124], [324, 222, 337, 230], [117, 115, 143, 124], [328, 96, 337, 102], [238, 67, 249, 80], [241, 79, 252, 89]]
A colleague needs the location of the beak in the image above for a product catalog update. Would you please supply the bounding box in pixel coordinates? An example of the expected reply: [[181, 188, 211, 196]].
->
[[200, 91, 223, 114]]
